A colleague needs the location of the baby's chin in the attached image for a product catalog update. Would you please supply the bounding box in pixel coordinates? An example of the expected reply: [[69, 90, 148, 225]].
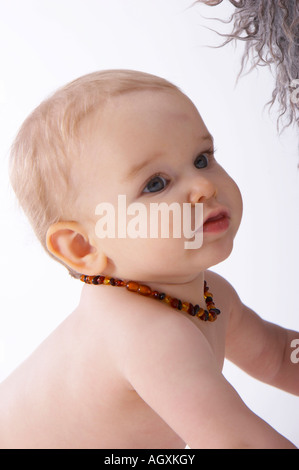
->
[[211, 242, 234, 268], [103, 233, 235, 283], [190, 238, 235, 273]]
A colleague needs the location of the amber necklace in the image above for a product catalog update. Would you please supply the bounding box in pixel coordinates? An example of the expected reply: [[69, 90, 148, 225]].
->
[[80, 274, 221, 322]]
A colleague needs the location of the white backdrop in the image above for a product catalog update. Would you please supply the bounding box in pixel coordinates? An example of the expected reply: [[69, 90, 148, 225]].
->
[[0, 0, 298, 447]]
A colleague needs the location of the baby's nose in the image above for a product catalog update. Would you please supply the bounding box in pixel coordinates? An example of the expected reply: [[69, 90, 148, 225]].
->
[[188, 176, 217, 204]]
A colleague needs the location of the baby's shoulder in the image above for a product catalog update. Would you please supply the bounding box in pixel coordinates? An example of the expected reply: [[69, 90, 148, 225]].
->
[[204, 270, 241, 321], [205, 270, 239, 301], [93, 283, 208, 355]]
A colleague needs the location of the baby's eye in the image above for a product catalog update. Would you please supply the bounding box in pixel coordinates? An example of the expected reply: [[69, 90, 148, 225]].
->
[[194, 153, 209, 169], [142, 175, 169, 193]]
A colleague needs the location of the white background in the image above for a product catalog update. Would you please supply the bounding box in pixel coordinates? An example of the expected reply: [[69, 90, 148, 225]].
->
[[0, 0, 298, 447]]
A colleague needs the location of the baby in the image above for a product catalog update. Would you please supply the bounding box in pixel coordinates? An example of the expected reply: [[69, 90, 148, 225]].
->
[[2, 69, 298, 449]]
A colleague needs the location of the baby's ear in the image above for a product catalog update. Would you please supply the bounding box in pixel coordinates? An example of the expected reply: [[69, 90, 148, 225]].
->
[[46, 221, 107, 274]]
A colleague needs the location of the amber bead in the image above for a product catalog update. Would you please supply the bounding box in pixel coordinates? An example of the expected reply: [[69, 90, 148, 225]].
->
[[103, 277, 111, 285], [209, 308, 221, 315], [196, 308, 205, 318], [203, 310, 209, 321], [138, 284, 152, 296], [188, 304, 195, 316], [126, 281, 139, 292], [162, 295, 171, 304], [170, 298, 180, 309], [209, 312, 217, 322], [204, 291, 213, 298], [182, 302, 190, 312], [151, 290, 161, 299], [192, 305, 198, 315]]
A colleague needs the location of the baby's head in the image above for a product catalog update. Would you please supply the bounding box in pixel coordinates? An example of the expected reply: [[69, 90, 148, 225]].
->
[[10, 70, 242, 285]]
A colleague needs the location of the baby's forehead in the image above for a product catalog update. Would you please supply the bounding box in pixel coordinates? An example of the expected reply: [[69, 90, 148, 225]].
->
[[110, 88, 197, 116], [82, 88, 202, 142], [77, 89, 209, 179], [79, 89, 208, 171]]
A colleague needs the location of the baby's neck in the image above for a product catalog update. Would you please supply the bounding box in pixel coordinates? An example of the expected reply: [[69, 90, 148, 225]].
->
[[144, 272, 206, 309], [79, 271, 207, 314]]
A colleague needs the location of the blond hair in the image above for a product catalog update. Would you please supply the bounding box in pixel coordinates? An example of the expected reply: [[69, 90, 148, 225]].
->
[[9, 69, 181, 277]]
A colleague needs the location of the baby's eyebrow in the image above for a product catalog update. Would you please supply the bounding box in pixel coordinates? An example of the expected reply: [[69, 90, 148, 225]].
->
[[122, 152, 164, 182], [202, 133, 214, 146], [122, 133, 214, 182]]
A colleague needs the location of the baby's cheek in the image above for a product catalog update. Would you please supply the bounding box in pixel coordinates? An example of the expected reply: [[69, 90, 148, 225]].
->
[[131, 238, 182, 270], [232, 181, 243, 218], [223, 172, 243, 211]]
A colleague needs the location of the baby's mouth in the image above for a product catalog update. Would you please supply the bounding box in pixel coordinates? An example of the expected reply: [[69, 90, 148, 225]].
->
[[203, 210, 230, 233]]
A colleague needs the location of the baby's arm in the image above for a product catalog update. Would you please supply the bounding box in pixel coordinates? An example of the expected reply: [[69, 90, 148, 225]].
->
[[224, 278, 299, 396], [121, 301, 296, 449]]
